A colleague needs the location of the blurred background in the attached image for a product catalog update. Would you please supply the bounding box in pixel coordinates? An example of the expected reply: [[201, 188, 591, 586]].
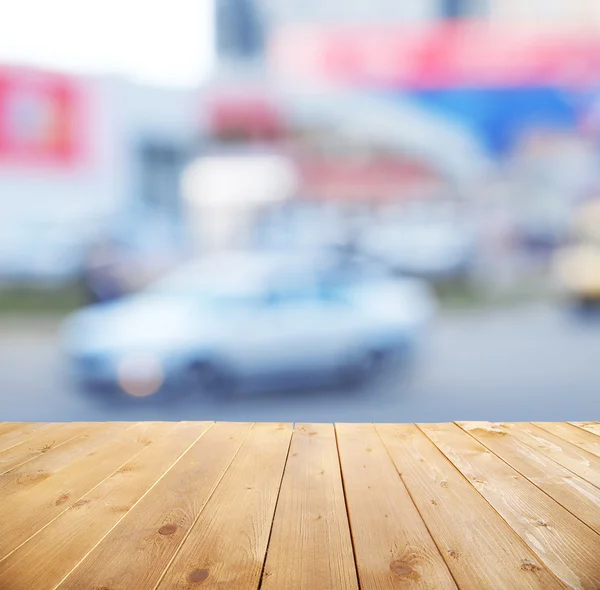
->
[[1, 0, 600, 423]]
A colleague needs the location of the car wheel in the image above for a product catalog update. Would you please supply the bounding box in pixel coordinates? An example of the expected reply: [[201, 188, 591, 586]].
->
[[188, 360, 233, 397], [363, 348, 393, 377]]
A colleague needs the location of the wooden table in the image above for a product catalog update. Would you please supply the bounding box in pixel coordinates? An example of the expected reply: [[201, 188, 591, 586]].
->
[[1, 421, 600, 589]]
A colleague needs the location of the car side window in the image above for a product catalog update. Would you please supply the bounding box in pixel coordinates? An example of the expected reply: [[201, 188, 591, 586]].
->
[[318, 281, 352, 306], [263, 286, 315, 307], [264, 269, 353, 308]]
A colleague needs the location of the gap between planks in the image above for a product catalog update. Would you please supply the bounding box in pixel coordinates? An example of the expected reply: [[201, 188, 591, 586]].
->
[[455, 421, 600, 550], [3, 422, 600, 589], [0, 422, 167, 565], [0, 422, 213, 590], [260, 424, 358, 589], [422, 422, 600, 588], [57, 422, 253, 590]]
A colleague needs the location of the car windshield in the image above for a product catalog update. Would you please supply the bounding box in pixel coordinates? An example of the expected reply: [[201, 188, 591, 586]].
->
[[148, 252, 375, 308], [146, 254, 279, 306]]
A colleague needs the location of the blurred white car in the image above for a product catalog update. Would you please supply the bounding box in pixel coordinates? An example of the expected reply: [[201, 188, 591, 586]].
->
[[61, 251, 436, 396]]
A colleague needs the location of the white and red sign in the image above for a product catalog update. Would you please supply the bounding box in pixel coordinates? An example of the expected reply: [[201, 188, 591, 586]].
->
[[0, 66, 86, 167]]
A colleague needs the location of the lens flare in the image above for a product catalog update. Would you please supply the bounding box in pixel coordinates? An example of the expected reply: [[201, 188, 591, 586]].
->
[[117, 353, 163, 397]]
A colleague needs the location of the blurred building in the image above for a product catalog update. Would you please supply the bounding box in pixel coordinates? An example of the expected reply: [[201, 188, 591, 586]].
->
[[201, 0, 600, 257], [0, 65, 201, 283], [487, 0, 600, 28], [257, 0, 600, 26], [216, 0, 265, 61], [0, 68, 199, 223], [259, 0, 441, 24]]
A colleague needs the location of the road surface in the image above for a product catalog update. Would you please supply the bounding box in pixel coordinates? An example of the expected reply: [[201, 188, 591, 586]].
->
[[0, 304, 599, 423]]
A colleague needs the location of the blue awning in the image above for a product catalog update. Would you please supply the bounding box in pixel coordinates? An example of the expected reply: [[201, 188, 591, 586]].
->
[[404, 87, 581, 154]]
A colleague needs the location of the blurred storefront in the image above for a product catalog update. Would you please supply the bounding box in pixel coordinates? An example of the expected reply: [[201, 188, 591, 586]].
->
[[204, 86, 477, 199], [268, 20, 600, 225], [0, 65, 200, 284], [268, 21, 600, 149]]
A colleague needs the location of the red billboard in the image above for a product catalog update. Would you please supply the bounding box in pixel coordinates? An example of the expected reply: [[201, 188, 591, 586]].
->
[[206, 93, 284, 140], [270, 23, 600, 89], [0, 67, 86, 167]]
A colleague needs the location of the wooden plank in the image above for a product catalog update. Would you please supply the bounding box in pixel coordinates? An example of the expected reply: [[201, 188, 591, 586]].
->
[[57, 421, 254, 590], [459, 422, 600, 535], [336, 423, 457, 590], [261, 424, 358, 590], [533, 423, 600, 458], [0, 423, 29, 438], [0, 422, 93, 475], [155, 422, 292, 590], [0, 422, 56, 453], [570, 422, 600, 438], [0, 422, 210, 590], [491, 423, 600, 490], [422, 422, 600, 589], [0, 422, 136, 498], [377, 424, 561, 590], [0, 421, 170, 560]]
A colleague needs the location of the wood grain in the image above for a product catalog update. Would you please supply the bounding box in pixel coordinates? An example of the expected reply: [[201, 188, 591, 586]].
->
[[0, 421, 166, 560], [0, 422, 132, 498], [0, 422, 209, 590], [534, 423, 600, 458], [155, 422, 292, 590], [261, 423, 358, 590], [570, 422, 600, 438], [57, 421, 252, 590], [459, 422, 600, 535], [1, 421, 599, 589], [336, 422, 457, 589], [422, 422, 600, 589], [377, 423, 561, 589], [0, 422, 55, 453], [0, 423, 29, 438], [0, 422, 92, 475], [494, 423, 600, 490]]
